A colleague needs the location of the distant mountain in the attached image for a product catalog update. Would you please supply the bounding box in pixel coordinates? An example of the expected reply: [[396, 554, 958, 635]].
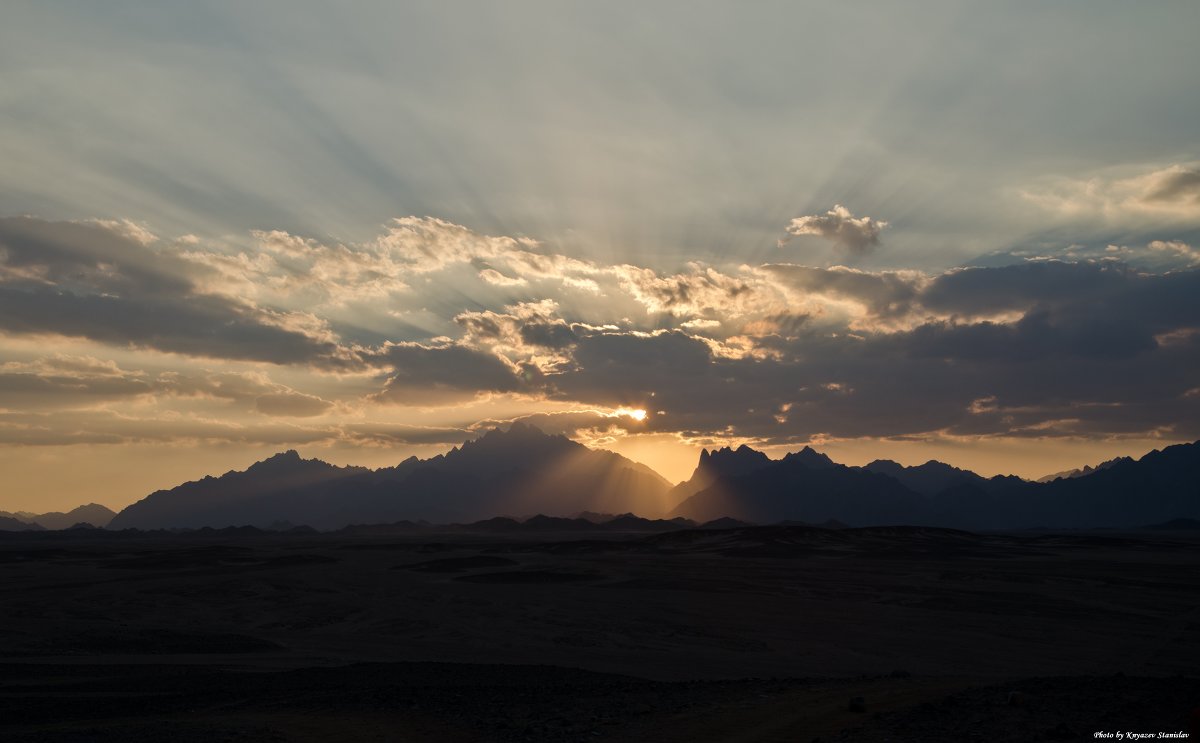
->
[[671, 441, 1200, 530], [108, 424, 672, 530], [861, 459, 988, 496], [71, 433, 1200, 532], [29, 504, 117, 530], [0, 515, 43, 531], [1036, 456, 1133, 483], [1020, 443, 1200, 528], [780, 446, 836, 470], [0, 504, 116, 530], [107, 452, 369, 530]]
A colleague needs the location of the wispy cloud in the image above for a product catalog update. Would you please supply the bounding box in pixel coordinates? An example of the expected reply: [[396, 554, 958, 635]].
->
[[1022, 163, 1200, 224]]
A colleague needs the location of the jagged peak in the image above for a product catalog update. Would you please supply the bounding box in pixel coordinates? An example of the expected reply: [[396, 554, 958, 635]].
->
[[783, 446, 836, 468], [917, 459, 961, 471], [244, 449, 338, 475]]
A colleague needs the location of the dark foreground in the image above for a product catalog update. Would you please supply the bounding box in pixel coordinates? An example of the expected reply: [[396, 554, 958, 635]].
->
[[2, 525, 1198, 741]]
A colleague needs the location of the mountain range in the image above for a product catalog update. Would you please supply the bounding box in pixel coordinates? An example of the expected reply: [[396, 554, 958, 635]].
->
[[106, 423, 672, 531], [670, 441, 1198, 529], [6, 426, 1198, 532], [1035, 456, 1133, 483], [0, 503, 116, 531]]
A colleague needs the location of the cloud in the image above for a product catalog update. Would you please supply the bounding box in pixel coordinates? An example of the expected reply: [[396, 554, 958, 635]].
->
[[451, 300, 579, 376], [373, 217, 538, 273], [335, 422, 472, 447], [1144, 166, 1200, 204], [919, 260, 1131, 317], [525, 262, 1200, 443], [0, 408, 338, 447], [253, 392, 334, 417], [780, 205, 889, 257], [0, 217, 358, 368], [612, 263, 777, 318], [0, 357, 341, 421], [369, 341, 528, 405], [3, 213, 1199, 451], [468, 409, 644, 440], [759, 264, 924, 320], [1023, 163, 1200, 224], [477, 268, 528, 287], [0, 359, 153, 411], [1147, 239, 1200, 266]]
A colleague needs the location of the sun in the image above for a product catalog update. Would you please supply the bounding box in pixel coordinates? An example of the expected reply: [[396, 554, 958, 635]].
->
[[614, 407, 647, 421]]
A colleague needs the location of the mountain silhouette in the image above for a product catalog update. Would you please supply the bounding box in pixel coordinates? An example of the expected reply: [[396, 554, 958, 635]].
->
[[1035, 456, 1133, 483], [1014, 443, 1199, 528], [29, 504, 116, 530], [781, 446, 836, 470], [108, 424, 671, 530], [49, 434, 1200, 532], [861, 459, 987, 495], [667, 444, 773, 506], [671, 440, 1200, 529], [670, 453, 927, 525], [0, 515, 44, 531], [106, 452, 369, 530], [0, 503, 116, 530]]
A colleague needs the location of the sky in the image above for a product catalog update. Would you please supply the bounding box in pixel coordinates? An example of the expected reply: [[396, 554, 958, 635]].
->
[[2, 2, 1199, 511]]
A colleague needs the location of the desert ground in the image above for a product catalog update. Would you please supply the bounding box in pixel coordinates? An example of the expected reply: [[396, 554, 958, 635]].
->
[[2, 524, 1198, 741]]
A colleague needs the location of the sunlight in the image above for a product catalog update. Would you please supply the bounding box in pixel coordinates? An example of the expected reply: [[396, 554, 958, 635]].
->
[[614, 407, 647, 421]]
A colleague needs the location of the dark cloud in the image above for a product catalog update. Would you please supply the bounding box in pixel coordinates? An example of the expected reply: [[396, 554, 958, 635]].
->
[[533, 264, 1200, 443], [520, 322, 576, 350], [0, 217, 354, 368], [1145, 166, 1200, 203], [0, 287, 348, 365], [920, 261, 1134, 317], [0, 217, 189, 295], [370, 342, 526, 405], [563, 331, 714, 403]]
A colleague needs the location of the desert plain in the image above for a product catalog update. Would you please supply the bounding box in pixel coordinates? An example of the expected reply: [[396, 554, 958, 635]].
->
[[2, 524, 1198, 741]]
